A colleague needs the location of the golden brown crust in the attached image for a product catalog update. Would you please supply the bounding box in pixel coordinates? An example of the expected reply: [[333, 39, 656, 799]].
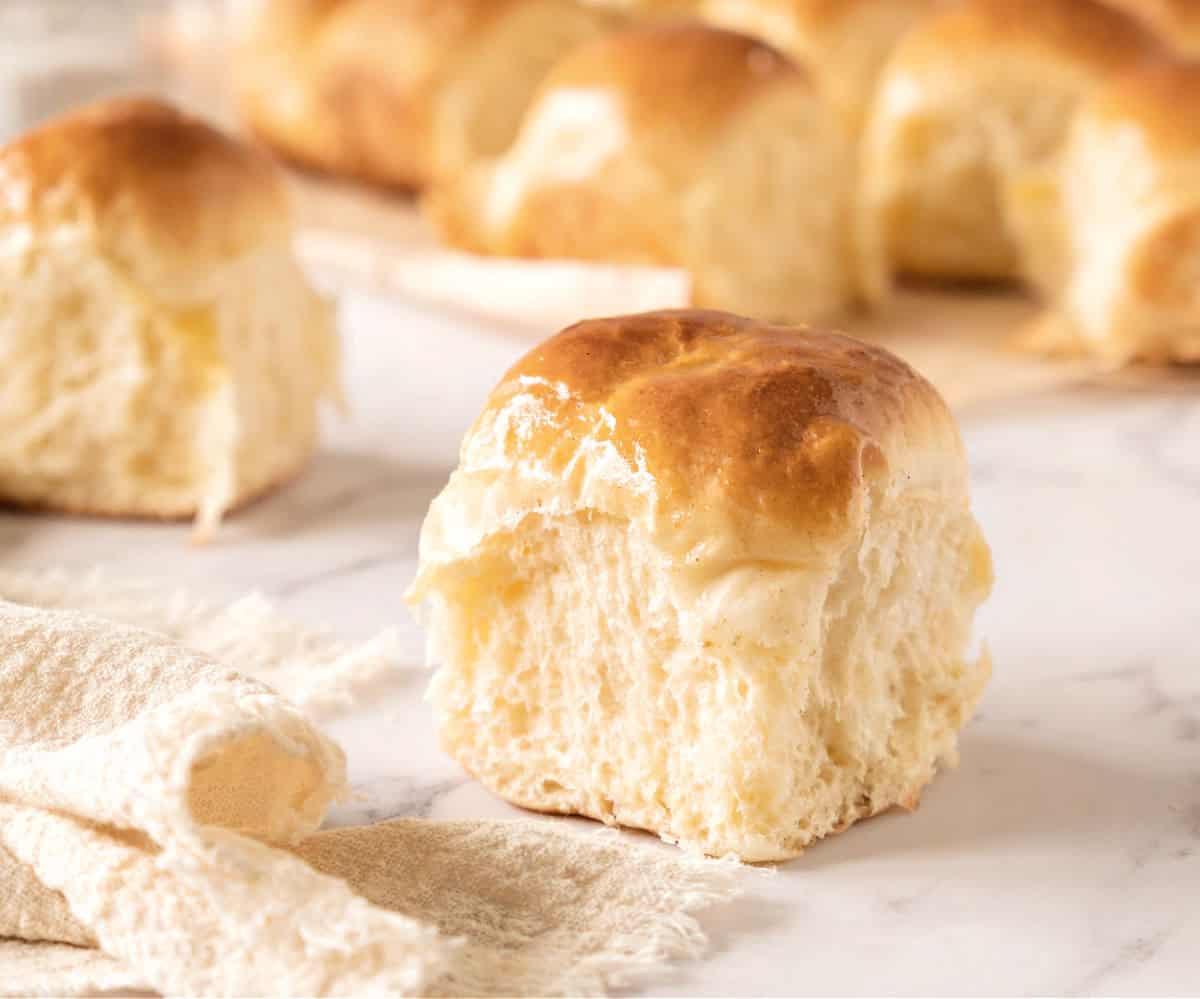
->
[[1108, 0, 1200, 53], [893, 0, 1161, 67], [0, 97, 289, 280], [1087, 59, 1200, 154], [297, 0, 521, 187], [483, 309, 958, 551], [1128, 206, 1200, 307], [538, 22, 807, 146], [234, 0, 619, 189]]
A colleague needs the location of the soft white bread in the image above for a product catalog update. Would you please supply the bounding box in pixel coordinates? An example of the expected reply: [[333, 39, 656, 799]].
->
[[857, 0, 1161, 302], [1108, 0, 1200, 55], [1010, 61, 1200, 364], [699, 0, 938, 133], [0, 97, 338, 535], [232, 0, 618, 189], [408, 309, 994, 861], [427, 24, 856, 323]]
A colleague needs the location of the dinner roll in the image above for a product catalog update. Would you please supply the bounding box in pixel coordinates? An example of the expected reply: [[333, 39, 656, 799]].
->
[[1011, 62, 1200, 364], [427, 24, 856, 323], [698, 0, 937, 133], [408, 309, 993, 861], [0, 98, 338, 536], [857, 0, 1160, 302], [232, 0, 618, 189], [1108, 0, 1200, 54]]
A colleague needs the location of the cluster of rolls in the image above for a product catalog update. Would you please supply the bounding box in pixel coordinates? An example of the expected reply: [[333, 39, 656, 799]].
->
[[234, 0, 1200, 364]]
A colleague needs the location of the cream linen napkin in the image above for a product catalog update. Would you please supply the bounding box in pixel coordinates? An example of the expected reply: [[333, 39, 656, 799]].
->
[[0, 571, 738, 997], [0, 568, 401, 718]]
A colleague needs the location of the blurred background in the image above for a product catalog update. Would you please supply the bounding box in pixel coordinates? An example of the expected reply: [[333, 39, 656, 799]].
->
[[0, 2, 162, 137]]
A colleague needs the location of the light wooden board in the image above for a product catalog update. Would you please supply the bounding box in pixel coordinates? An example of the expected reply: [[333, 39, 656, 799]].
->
[[285, 170, 1104, 412]]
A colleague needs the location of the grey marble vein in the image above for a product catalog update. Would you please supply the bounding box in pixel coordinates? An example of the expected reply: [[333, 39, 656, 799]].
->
[[323, 777, 472, 829]]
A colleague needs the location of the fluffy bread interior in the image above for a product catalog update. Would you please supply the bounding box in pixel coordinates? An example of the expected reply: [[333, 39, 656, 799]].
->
[[858, 58, 1098, 298], [0, 239, 336, 532], [419, 486, 991, 861], [855, 0, 1158, 302], [1058, 81, 1200, 364], [858, 100, 1017, 294], [1004, 73, 1200, 365]]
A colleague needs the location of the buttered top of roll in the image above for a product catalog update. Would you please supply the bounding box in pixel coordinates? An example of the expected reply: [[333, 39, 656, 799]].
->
[[887, 0, 1158, 70], [420, 310, 963, 572], [0, 97, 290, 292]]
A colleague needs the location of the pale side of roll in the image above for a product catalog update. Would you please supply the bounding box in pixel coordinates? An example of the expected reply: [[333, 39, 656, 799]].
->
[[0, 97, 339, 537], [408, 308, 994, 861], [1009, 61, 1200, 364], [856, 0, 1161, 303]]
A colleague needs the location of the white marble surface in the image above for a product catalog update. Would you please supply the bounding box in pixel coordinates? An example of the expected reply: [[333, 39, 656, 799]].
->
[[2, 290, 1198, 996]]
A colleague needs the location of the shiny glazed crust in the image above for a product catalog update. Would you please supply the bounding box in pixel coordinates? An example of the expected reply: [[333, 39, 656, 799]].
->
[[460, 308, 962, 565]]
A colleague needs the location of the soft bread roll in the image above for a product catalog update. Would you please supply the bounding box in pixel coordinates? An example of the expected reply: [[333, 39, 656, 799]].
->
[[857, 0, 1160, 302], [1010, 62, 1200, 364], [1108, 0, 1200, 54], [408, 309, 994, 861], [0, 98, 338, 535], [698, 0, 938, 133], [427, 24, 856, 323], [232, 0, 618, 189]]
